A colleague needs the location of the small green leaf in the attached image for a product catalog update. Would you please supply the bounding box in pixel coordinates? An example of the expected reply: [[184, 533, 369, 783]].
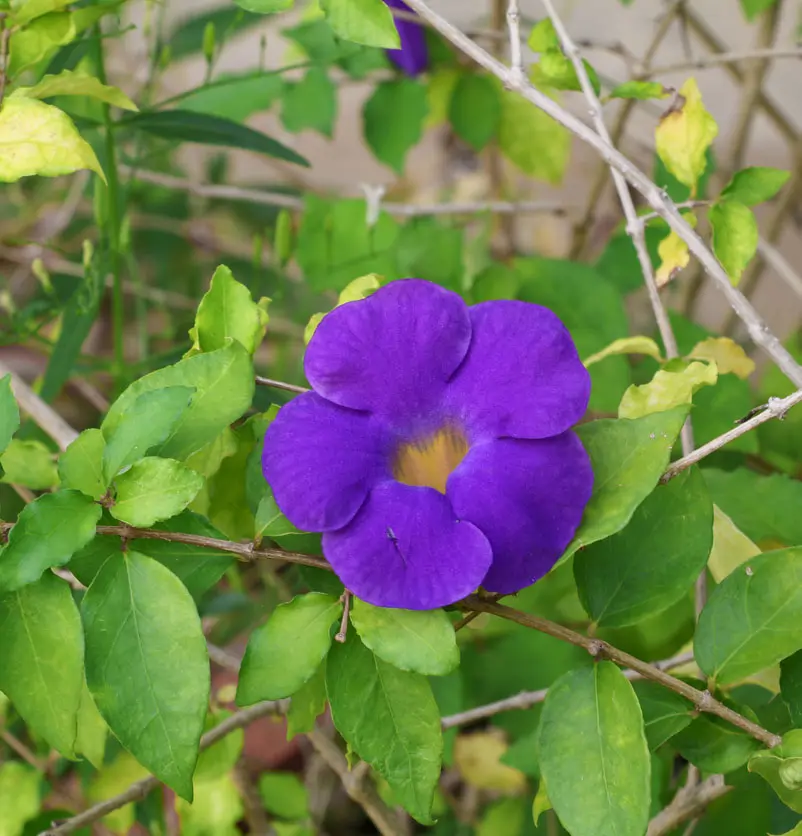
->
[[59, 429, 107, 500], [259, 772, 309, 820], [632, 681, 693, 750], [286, 662, 328, 739], [0, 490, 101, 592], [363, 79, 428, 173], [322, 0, 400, 49], [0, 573, 84, 757], [7, 11, 76, 76], [281, 67, 337, 137], [0, 438, 59, 489], [527, 18, 560, 52], [608, 80, 670, 101], [538, 663, 651, 836], [532, 51, 601, 96], [350, 598, 459, 676], [781, 650, 802, 727], [448, 73, 500, 152], [11, 69, 138, 110], [563, 406, 688, 559], [180, 73, 285, 122], [9, 0, 72, 26], [0, 97, 104, 182], [749, 730, 802, 812], [674, 707, 762, 773], [102, 386, 195, 481], [194, 710, 244, 783], [0, 375, 20, 456], [327, 632, 443, 824], [695, 547, 802, 685], [0, 763, 40, 836], [82, 551, 210, 800], [238, 593, 342, 703], [75, 680, 108, 770], [710, 200, 759, 284], [709, 505, 761, 582], [740, 0, 779, 21], [619, 360, 717, 419], [234, 0, 293, 11], [583, 336, 663, 367], [721, 166, 790, 205], [111, 457, 204, 528]]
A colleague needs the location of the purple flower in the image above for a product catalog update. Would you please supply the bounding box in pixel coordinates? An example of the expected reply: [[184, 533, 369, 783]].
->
[[263, 279, 593, 610], [383, 0, 428, 76]]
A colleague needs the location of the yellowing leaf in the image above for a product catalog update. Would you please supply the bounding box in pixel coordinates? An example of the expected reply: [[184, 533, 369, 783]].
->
[[655, 78, 718, 192], [656, 211, 697, 287], [0, 97, 104, 182], [304, 273, 382, 344], [583, 336, 663, 367], [618, 360, 718, 419], [532, 779, 553, 826], [12, 69, 138, 111], [425, 68, 460, 129], [453, 731, 527, 794], [709, 505, 761, 582], [689, 337, 755, 379]]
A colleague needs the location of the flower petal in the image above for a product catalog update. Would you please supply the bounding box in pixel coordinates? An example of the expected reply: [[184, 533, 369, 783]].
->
[[305, 279, 471, 431], [448, 433, 593, 594], [445, 300, 591, 441], [262, 392, 392, 532], [383, 0, 429, 76], [323, 482, 492, 610]]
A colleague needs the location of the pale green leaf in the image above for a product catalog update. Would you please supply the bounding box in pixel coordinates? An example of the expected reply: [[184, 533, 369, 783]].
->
[[740, 0, 779, 21], [608, 80, 670, 101], [709, 505, 761, 582], [363, 79, 428, 173], [710, 199, 759, 284], [86, 751, 149, 834], [281, 67, 337, 137], [0, 762, 40, 836], [0, 375, 20, 457], [527, 18, 559, 52], [531, 51, 601, 96], [749, 730, 802, 813], [689, 336, 755, 379], [58, 428, 107, 500], [322, 0, 400, 49], [286, 663, 327, 739], [478, 798, 526, 836], [234, 0, 293, 11], [12, 69, 138, 110], [194, 710, 244, 783], [583, 336, 663, 367], [7, 11, 76, 76], [75, 680, 108, 770], [618, 360, 717, 419], [176, 773, 243, 836], [721, 166, 790, 205], [0, 438, 58, 489], [9, 0, 71, 25], [259, 772, 309, 820]]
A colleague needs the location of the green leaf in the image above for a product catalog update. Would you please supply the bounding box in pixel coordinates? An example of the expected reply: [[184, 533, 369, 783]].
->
[[122, 110, 310, 167], [259, 772, 309, 820], [532, 51, 601, 96], [608, 80, 670, 101], [9, 0, 72, 26], [448, 73, 500, 152], [11, 69, 138, 110], [575, 467, 713, 627], [322, 0, 400, 49], [281, 67, 337, 137], [286, 662, 328, 739], [619, 360, 717, 419], [102, 387, 195, 482], [180, 73, 285, 122], [0, 97, 104, 182], [562, 406, 689, 560], [194, 710, 244, 783], [363, 79, 428, 173], [527, 18, 560, 52], [710, 199, 759, 284], [583, 336, 663, 367], [111, 457, 204, 528], [0, 763, 40, 836], [82, 551, 210, 800], [709, 505, 761, 582], [0, 375, 20, 456], [721, 166, 790, 205], [0, 573, 83, 757], [0, 490, 101, 592], [395, 217, 463, 289], [7, 11, 76, 76], [0, 438, 59, 490], [350, 598, 459, 676], [234, 0, 293, 11], [749, 730, 802, 813], [85, 751, 149, 833], [237, 592, 342, 703], [103, 341, 255, 462], [75, 681, 108, 770], [695, 547, 802, 685], [58, 429, 107, 500], [740, 0, 778, 20], [781, 650, 802, 727], [632, 681, 693, 750], [538, 663, 651, 836], [498, 89, 570, 183], [673, 707, 762, 773], [327, 632, 442, 824]]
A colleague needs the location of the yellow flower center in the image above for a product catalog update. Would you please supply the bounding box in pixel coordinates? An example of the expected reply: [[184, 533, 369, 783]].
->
[[393, 427, 469, 494]]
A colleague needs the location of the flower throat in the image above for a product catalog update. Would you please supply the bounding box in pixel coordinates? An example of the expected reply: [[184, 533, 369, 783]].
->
[[392, 427, 469, 494]]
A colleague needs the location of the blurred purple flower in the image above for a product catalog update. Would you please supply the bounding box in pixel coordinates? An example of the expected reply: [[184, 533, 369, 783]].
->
[[383, 0, 429, 76], [263, 279, 593, 610]]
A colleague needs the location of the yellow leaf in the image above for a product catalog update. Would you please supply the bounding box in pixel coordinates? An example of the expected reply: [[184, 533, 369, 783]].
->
[[618, 360, 717, 419], [0, 97, 105, 182], [709, 505, 760, 582], [655, 78, 718, 192], [583, 336, 663, 367], [689, 337, 755, 379], [304, 273, 382, 344], [453, 730, 527, 794], [11, 69, 138, 111], [656, 212, 697, 287], [425, 68, 460, 129]]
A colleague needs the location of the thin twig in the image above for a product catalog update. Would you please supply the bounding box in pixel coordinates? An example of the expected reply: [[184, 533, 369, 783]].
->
[[505, 0, 524, 86], [647, 774, 730, 836], [334, 589, 352, 643], [646, 45, 802, 77], [462, 596, 781, 748], [1, 728, 48, 772], [255, 376, 309, 394], [755, 236, 802, 302]]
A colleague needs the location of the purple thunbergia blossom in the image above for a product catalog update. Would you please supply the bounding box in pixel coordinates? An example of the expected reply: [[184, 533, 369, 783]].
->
[[383, 0, 429, 76], [263, 279, 593, 611]]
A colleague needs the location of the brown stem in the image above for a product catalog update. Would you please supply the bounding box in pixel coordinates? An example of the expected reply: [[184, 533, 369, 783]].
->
[[0, 15, 11, 109], [647, 774, 730, 836]]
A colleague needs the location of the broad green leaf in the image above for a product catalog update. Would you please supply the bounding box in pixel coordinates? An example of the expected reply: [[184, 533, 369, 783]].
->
[[259, 772, 309, 820], [350, 598, 459, 676], [710, 199, 758, 284], [281, 67, 337, 137], [82, 551, 210, 800], [238, 592, 342, 703], [396, 217, 463, 290], [327, 632, 442, 823], [7, 11, 76, 76], [75, 681, 108, 770], [498, 89, 570, 183], [103, 341, 255, 461], [122, 110, 310, 167], [632, 681, 693, 750], [453, 731, 526, 793], [194, 710, 244, 783], [575, 467, 713, 627], [749, 730, 802, 812], [103, 386, 195, 481], [740, 0, 779, 20], [583, 336, 663, 367], [9, 0, 72, 26], [689, 336, 755, 379], [695, 547, 802, 685], [655, 78, 717, 192], [563, 406, 688, 559], [721, 166, 790, 205], [448, 73, 500, 152], [531, 51, 601, 96], [538, 663, 650, 836], [608, 80, 670, 100], [0, 375, 20, 456], [111, 457, 204, 528], [0, 762, 40, 836], [11, 70, 137, 110], [234, 0, 293, 11], [180, 73, 285, 121], [0, 97, 104, 182], [0, 573, 83, 757], [286, 662, 327, 739], [619, 360, 717, 419], [478, 797, 526, 836], [85, 751, 150, 833], [673, 707, 762, 773], [0, 490, 100, 592], [176, 773, 243, 836], [322, 0, 400, 49], [781, 651, 802, 727], [0, 438, 59, 489], [363, 79, 428, 173], [709, 505, 761, 582], [59, 429, 106, 500]]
